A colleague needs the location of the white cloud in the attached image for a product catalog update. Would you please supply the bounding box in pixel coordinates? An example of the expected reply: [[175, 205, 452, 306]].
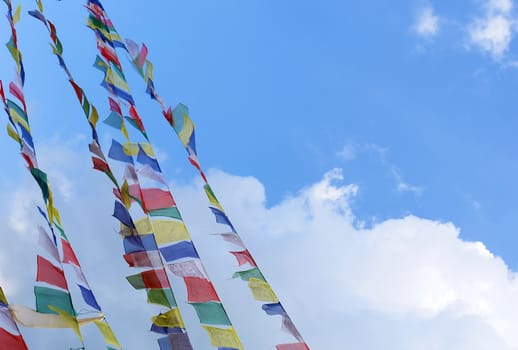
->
[[414, 5, 440, 38], [489, 0, 514, 13], [3, 140, 518, 349], [469, 0, 516, 60]]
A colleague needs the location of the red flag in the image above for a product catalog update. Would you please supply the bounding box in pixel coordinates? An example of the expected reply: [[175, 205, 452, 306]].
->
[[129, 105, 145, 132], [230, 250, 256, 267], [92, 156, 110, 173], [163, 106, 173, 126], [8, 82, 25, 110], [61, 239, 80, 267], [0, 329, 28, 350], [69, 80, 83, 101], [129, 186, 175, 212], [142, 268, 170, 289], [139, 43, 148, 68], [124, 251, 162, 268], [0, 80, 5, 101], [36, 256, 68, 290], [184, 277, 219, 303], [108, 97, 122, 115]]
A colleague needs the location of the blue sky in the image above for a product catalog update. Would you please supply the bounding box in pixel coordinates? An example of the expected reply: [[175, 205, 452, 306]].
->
[[0, 0, 517, 349]]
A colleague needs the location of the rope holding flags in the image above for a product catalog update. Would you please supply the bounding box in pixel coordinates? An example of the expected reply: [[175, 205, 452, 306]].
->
[[1, 2, 120, 348], [29, 1, 192, 349], [123, 34, 310, 350], [83, 1, 245, 348]]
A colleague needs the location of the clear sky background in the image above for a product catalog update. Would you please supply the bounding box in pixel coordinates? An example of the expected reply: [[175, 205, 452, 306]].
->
[[0, 0, 517, 349]]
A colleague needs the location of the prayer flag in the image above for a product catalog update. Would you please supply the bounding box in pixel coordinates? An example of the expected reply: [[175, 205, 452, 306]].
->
[[113, 201, 135, 229], [123, 251, 162, 268], [147, 288, 175, 308], [36, 256, 68, 290], [232, 268, 264, 282], [151, 308, 185, 329], [168, 260, 206, 278], [0, 328, 28, 350], [230, 250, 256, 267], [153, 220, 190, 245], [160, 241, 199, 262], [189, 302, 231, 326], [94, 320, 121, 348], [210, 207, 235, 231], [61, 239, 80, 266], [215, 233, 245, 248], [149, 207, 181, 220], [123, 234, 158, 254], [34, 286, 75, 316], [137, 145, 160, 172], [282, 316, 304, 342], [78, 285, 101, 312], [38, 226, 59, 263], [247, 278, 278, 302], [184, 277, 219, 303], [108, 139, 133, 164], [201, 326, 242, 350], [157, 333, 193, 350], [262, 303, 286, 316], [140, 188, 176, 212]]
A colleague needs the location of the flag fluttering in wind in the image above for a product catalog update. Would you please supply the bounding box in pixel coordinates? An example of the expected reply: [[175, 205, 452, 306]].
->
[[1, 1, 120, 348], [0, 0, 310, 348]]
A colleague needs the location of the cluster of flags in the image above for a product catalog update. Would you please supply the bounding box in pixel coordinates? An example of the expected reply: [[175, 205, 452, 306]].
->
[[1, 1, 121, 349], [125, 29, 309, 350], [0, 0, 310, 349]]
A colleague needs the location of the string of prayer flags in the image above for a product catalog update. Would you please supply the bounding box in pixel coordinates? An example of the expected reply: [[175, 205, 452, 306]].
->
[[34, 225, 81, 343], [31, 5, 192, 344], [83, 2, 245, 348], [123, 40, 308, 346], [0, 288, 29, 350], [3, 2, 120, 348]]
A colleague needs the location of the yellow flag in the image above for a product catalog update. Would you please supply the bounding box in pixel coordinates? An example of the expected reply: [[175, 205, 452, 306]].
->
[[48, 306, 82, 343], [89, 105, 99, 127], [6, 124, 20, 143], [202, 326, 243, 350], [248, 278, 278, 302], [153, 220, 190, 245], [151, 308, 185, 328], [8, 107, 29, 132], [133, 219, 190, 244], [178, 114, 194, 147], [94, 320, 121, 348], [122, 142, 154, 156], [120, 217, 153, 236], [204, 186, 224, 212], [134, 217, 153, 234], [145, 61, 154, 82], [0, 288, 8, 305], [37, 0, 43, 12], [13, 4, 21, 24], [120, 179, 131, 209], [121, 123, 129, 142]]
